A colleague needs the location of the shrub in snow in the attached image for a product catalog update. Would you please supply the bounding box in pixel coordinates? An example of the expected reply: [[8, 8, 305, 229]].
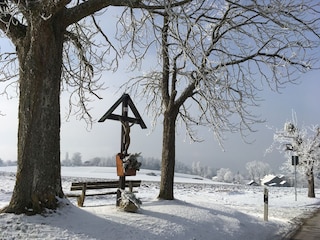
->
[[119, 189, 142, 213]]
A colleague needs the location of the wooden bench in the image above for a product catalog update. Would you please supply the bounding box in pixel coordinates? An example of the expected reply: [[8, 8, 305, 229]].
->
[[66, 180, 141, 207]]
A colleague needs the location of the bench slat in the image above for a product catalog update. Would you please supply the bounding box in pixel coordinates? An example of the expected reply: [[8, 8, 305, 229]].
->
[[71, 184, 119, 191], [71, 180, 120, 187], [70, 180, 141, 191], [85, 191, 118, 196], [71, 180, 142, 185]]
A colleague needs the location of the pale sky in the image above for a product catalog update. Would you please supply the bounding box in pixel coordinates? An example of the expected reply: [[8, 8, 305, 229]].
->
[[0, 7, 319, 174], [1, 66, 319, 173]]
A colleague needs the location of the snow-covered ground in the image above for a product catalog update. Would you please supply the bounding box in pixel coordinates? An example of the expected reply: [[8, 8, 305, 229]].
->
[[0, 166, 319, 240]]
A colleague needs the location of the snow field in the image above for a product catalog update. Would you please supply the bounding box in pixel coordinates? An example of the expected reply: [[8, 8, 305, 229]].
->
[[0, 167, 320, 240]]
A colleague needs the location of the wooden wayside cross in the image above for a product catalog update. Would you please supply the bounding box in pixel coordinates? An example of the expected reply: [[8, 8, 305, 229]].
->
[[98, 93, 147, 206]]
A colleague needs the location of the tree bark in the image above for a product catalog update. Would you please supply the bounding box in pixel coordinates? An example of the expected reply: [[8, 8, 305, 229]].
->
[[2, 15, 64, 214], [307, 169, 315, 198], [158, 110, 178, 200]]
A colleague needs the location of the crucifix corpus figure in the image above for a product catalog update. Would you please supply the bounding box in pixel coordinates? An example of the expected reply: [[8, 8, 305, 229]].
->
[[121, 120, 134, 156]]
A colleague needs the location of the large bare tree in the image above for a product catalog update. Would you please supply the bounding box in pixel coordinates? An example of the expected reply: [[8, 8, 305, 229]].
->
[[119, 0, 320, 199], [0, 0, 188, 214]]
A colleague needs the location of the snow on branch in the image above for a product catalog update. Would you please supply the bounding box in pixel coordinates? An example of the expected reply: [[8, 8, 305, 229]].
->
[[270, 112, 320, 180]]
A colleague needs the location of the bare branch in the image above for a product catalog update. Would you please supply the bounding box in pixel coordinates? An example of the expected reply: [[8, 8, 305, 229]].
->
[[119, 0, 320, 144]]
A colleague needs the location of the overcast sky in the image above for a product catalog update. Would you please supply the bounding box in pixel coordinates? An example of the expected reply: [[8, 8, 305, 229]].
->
[[0, 7, 319, 174]]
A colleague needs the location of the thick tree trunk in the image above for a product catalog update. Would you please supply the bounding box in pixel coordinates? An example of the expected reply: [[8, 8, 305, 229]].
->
[[158, 110, 178, 200], [307, 169, 315, 198], [2, 16, 65, 214]]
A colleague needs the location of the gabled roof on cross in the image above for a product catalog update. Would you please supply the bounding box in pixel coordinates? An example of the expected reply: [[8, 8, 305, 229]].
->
[[98, 93, 147, 129]]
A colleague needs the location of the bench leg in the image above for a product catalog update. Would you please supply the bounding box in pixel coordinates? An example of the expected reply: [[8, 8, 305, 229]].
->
[[77, 183, 87, 207], [77, 196, 84, 207]]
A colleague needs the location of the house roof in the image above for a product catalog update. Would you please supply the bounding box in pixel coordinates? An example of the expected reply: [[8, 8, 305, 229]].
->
[[261, 174, 277, 185], [261, 174, 289, 187]]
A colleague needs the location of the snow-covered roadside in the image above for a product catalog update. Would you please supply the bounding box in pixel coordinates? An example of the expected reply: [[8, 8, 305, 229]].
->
[[0, 167, 320, 240]]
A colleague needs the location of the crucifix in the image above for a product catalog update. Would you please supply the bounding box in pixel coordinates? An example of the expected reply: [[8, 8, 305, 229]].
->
[[98, 93, 147, 206]]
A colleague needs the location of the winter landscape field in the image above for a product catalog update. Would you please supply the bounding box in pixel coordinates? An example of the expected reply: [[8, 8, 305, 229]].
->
[[0, 166, 320, 240]]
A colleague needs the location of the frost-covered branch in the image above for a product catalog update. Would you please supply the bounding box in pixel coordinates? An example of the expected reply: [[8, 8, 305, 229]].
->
[[270, 112, 320, 197], [119, 0, 320, 144]]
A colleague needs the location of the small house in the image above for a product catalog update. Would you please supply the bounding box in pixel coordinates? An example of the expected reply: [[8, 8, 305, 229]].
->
[[261, 174, 290, 187], [247, 180, 259, 186]]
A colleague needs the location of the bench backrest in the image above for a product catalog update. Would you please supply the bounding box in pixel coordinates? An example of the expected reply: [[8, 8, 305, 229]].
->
[[70, 180, 141, 191]]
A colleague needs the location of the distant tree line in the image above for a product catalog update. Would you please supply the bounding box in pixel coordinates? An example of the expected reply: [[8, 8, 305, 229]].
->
[[60, 152, 218, 178], [0, 158, 17, 166], [58, 152, 294, 183], [6, 154, 316, 186]]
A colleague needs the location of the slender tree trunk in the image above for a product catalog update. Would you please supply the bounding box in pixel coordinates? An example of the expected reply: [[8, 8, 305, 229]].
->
[[2, 16, 65, 214], [307, 169, 315, 198], [158, 110, 178, 200]]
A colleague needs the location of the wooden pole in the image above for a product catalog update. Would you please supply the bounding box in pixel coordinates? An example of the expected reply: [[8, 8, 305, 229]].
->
[[264, 187, 268, 221], [292, 156, 299, 201], [116, 96, 129, 206]]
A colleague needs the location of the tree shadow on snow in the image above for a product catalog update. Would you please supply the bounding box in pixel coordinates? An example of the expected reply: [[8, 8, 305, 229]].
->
[[140, 198, 284, 240], [2, 200, 159, 240], [1, 198, 284, 240]]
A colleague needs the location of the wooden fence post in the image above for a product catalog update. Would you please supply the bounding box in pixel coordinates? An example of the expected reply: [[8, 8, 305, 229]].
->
[[264, 187, 268, 221]]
